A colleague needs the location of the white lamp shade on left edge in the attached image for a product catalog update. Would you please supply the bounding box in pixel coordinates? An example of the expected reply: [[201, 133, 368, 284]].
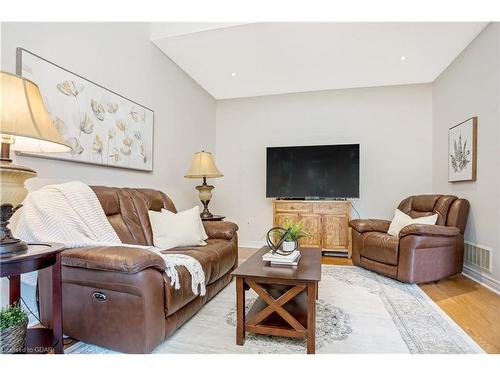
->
[[0, 71, 72, 256], [0, 71, 71, 206]]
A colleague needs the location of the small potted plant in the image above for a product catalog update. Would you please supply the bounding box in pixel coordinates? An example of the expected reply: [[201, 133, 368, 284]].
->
[[273, 218, 311, 252], [0, 303, 28, 354]]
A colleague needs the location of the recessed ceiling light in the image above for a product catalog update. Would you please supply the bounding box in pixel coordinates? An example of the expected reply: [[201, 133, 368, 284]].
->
[[231, 72, 236, 77], [400, 56, 407, 61]]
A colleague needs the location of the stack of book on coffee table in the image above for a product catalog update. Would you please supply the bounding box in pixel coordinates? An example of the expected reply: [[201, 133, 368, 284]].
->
[[262, 249, 301, 267]]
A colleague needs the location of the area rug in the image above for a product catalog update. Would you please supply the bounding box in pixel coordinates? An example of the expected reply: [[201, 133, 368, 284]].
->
[[65, 265, 484, 354]]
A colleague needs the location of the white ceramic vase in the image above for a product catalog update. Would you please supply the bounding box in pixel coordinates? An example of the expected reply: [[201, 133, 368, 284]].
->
[[282, 240, 296, 252]]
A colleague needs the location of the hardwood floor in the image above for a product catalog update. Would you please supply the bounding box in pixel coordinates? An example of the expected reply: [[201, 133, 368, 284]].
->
[[321, 255, 353, 266], [419, 275, 500, 354], [239, 247, 500, 354]]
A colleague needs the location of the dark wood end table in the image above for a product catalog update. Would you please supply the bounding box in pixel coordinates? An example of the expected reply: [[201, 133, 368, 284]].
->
[[0, 242, 65, 354], [231, 246, 322, 354], [201, 215, 225, 222]]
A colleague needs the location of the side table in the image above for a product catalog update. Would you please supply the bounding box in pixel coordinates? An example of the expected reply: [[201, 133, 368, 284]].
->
[[201, 215, 225, 222], [0, 243, 65, 354]]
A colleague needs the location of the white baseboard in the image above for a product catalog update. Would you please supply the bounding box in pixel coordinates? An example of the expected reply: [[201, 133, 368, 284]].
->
[[239, 240, 266, 249], [462, 265, 500, 295]]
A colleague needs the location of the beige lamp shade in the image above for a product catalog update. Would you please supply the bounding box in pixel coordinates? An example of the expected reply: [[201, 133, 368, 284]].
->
[[0, 71, 70, 153], [185, 151, 223, 179]]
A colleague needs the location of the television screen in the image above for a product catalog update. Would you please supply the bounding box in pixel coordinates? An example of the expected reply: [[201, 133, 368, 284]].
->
[[266, 144, 360, 198]]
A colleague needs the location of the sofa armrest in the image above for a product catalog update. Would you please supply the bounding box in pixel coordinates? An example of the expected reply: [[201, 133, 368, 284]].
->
[[349, 219, 390, 233], [62, 246, 166, 274], [399, 224, 460, 238], [203, 221, 239, 240]]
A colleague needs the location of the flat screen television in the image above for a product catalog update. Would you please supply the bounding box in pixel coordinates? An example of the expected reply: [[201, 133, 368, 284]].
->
[[266, 144, 360, 199]]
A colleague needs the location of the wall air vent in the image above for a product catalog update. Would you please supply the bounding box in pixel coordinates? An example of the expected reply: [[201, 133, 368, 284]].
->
[[464, 241, 492, 273]]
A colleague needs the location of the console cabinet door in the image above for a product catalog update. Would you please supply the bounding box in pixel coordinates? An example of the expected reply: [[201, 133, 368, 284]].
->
[[297, 213, 322, 248], [274, 212, 299, 227], [322, 214, 350, 250]]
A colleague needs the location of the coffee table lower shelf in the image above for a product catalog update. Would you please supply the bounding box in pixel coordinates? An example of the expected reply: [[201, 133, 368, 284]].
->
[[245, 289, 308, 340], [235, 277, 318, 354]]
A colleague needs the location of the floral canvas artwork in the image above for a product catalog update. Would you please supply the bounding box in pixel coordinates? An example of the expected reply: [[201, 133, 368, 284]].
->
[[448, 117, 477, 182], [16, 48, 154, 171]]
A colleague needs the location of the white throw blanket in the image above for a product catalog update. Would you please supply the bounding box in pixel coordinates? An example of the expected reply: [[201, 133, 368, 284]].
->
[[12, 181, 206, 296]]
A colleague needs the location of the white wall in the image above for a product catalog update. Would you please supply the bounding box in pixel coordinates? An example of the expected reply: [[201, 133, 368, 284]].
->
[[432, 23, 500, 289], [214, 84, 433, 246], [1, 22, 216, 209]]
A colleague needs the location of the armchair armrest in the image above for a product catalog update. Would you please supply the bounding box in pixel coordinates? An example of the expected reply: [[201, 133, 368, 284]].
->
[[349, 219, 391, 233], [62, 246, 166, 274], [203, 221, 239, 240], [399, 224, 460, 238]]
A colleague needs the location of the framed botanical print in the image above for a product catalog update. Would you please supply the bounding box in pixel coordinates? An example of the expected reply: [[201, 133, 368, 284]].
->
[[448, 117, 477, 182], [16, 48, 154, 171]]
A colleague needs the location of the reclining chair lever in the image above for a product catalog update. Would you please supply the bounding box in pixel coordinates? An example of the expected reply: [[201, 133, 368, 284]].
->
[[93, 291, 107, 302]]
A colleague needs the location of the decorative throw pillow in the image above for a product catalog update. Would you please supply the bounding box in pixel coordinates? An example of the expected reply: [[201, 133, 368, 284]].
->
[[148, 206, 207, 249], [161, 208, 208, 241], [387, 209, 438, 237]]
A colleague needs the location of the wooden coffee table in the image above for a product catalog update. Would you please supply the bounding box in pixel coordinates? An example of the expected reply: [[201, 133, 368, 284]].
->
[[231, 246, 322, 354]]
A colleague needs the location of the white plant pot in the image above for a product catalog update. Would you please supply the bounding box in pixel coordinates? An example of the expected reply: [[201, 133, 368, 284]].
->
[[282, 241, 296, 252]]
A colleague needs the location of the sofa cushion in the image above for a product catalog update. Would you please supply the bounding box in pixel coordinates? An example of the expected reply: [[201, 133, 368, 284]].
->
[[62, 246, 166, 274], [162, 238, 237, 316], [360, 232, 399, 266], [164, 239, 237, 284], [90, 186, 177, 246], [163, 266, 201, 316]]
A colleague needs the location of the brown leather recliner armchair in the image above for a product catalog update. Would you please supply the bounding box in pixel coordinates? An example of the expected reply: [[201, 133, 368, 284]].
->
[[38, 186, 238, 353], [349, 195, 469, 284]]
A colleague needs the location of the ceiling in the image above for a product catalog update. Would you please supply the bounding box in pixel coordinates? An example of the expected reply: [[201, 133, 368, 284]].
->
[[151, 22, 487, 99]]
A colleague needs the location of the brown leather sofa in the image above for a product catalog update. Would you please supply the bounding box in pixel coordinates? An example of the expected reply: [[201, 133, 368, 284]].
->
[[349, 195, 469, 284], [38, 186, 238, 353]]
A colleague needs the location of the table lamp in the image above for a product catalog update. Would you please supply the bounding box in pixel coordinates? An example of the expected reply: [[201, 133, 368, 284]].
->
[[185, 151, 223, 219], [0, 71, 71, 257]]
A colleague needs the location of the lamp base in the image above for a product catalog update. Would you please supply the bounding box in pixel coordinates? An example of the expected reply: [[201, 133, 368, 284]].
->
[[0, 142, 35, 257], [196, 177, 215, 219], [200, 203, 213, 219], [0, 203, 28, 258]]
